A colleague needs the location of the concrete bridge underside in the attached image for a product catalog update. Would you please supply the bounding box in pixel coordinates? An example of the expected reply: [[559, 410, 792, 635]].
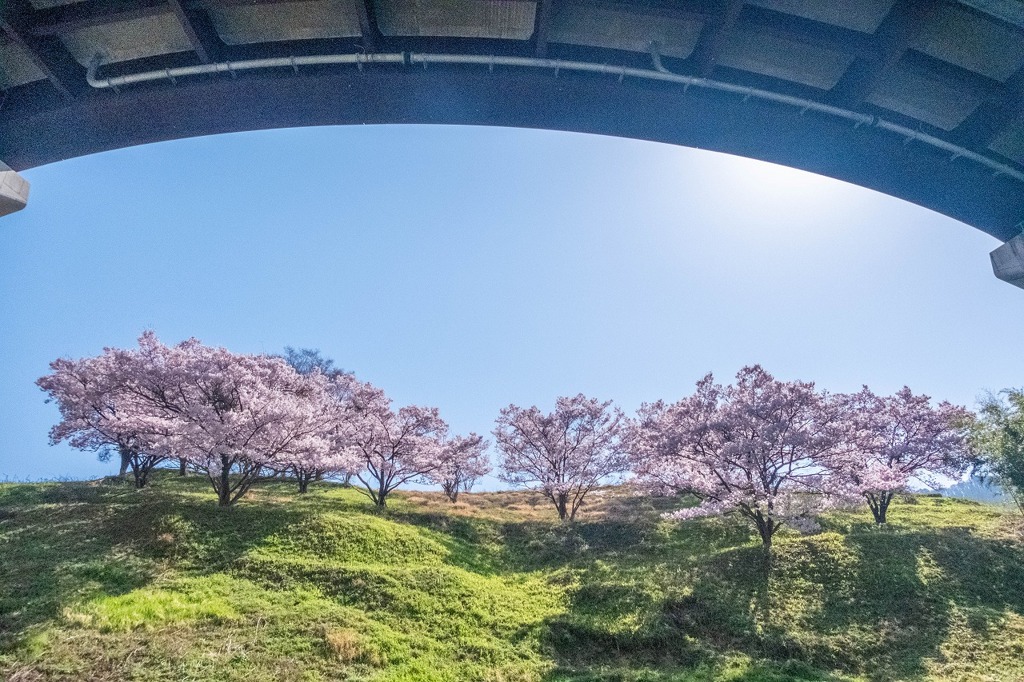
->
[[1, 0, 1024, 283]]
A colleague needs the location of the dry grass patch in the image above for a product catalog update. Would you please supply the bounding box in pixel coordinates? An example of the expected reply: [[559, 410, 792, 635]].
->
[[323, 627, 361, 662]]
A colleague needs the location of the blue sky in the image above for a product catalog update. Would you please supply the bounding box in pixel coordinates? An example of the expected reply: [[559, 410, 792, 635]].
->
[[2, 124, 1022, 485]]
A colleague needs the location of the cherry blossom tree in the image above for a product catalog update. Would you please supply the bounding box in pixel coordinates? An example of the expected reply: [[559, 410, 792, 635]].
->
[[288, 449, 359, 494], [835, 387, 972, 524], [273, 371, 361, 495], [110, 332, 342, 506], [631, 366, 849, 552], [341, 378, 448, 508], [430, 434, 490, 502], [280, 348, 357, 489], [493, 394, 628, 521], [37, 351, 166, 488]]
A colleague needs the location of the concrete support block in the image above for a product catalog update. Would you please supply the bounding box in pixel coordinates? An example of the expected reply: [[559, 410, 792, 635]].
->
[[0, 161, 30, 217], [991, 234, 1024, 289]]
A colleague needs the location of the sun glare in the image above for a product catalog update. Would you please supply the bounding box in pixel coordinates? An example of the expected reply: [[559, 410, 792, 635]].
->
[[720, 154, 849, 208]]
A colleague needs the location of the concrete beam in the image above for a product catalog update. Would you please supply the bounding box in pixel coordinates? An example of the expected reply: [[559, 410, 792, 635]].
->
[[992, 234, 1024, 288], [354, 0, 380, 52], [533, 0, 554, 57], [828, 0, 935, 108], [168, 0, 223, 63], [691, 0, 744, 77], [0, 162, 30, 218], [2, 65, 1023, 240], [29, 0, 167, 37], [2, 0, 87, 99]]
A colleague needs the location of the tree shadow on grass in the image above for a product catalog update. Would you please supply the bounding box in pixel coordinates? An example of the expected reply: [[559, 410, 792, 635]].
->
[[381, 507, 671, 575], [542, 660, 845, 682], [537, 542, 844, 681], [798, 523, 1024, 679], [375, 507, 513, 575], [534, 520, 760, 676], [651, 522, 1024, 681], [0, 475, 308, 654], [535, 513, 1024, 682], [494, 511, 750, 575], [666, 531, 950, 679]]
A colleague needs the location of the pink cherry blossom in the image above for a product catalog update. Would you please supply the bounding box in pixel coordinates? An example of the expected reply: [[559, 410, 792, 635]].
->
[[339, 376, 449, 508], [429, 433, 490, 502], [46, 332, 351, 505], [832, 386, 972, 523], [630, 366, 850, 550], [494, 394, 628, 521], [37, 349, 167, 488]]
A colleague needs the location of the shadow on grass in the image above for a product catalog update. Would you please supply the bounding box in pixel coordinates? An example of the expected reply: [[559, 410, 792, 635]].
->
[[795, 524, 1024, 679], [0, 473, 307, 652], [383, 506, 677, 575], [536, 513, 1024, 682], [375, 490, 716, 579], [377, 507, 512, 574], [5, 478, 1022, 682], [533, 518, 758, 674], [542, 658, 842, 682], [674, 525, 1024, 679]]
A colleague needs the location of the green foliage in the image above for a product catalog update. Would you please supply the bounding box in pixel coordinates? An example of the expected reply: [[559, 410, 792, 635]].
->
[[64, 575, 241, 631], [1, 473, 1023, 681], [261, 512, 451, 565], [974, 390, 1024, 515]]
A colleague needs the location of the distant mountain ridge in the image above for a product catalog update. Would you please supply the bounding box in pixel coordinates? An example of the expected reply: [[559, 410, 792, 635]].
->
[[941, 476, 1007, 504]]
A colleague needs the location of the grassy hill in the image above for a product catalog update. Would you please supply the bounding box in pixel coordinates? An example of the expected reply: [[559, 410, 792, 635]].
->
[[2, 473, 1023, 682]]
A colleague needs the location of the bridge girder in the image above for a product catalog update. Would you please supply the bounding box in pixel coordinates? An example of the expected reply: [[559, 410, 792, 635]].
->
[[0, 0, 1023, 283]]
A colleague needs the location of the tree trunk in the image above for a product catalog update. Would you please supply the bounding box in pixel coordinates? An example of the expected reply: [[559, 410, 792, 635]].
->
[[218, 456, 232, 507], [121, 446, 149, 489], [866, 491, 892, 524], [878, 492, 893, 523], [758, 524, 774, 552], [133, 460, 148, 489], [1011, 490, 1024, 518], [118, 448, 131, 478], [755, 515, 774, 575], [555, 493, 569, 521], [178, 459, 187, 477]]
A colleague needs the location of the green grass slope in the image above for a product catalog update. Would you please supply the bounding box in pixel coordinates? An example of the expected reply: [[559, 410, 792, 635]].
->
[[2, 473, 1023, 682]]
